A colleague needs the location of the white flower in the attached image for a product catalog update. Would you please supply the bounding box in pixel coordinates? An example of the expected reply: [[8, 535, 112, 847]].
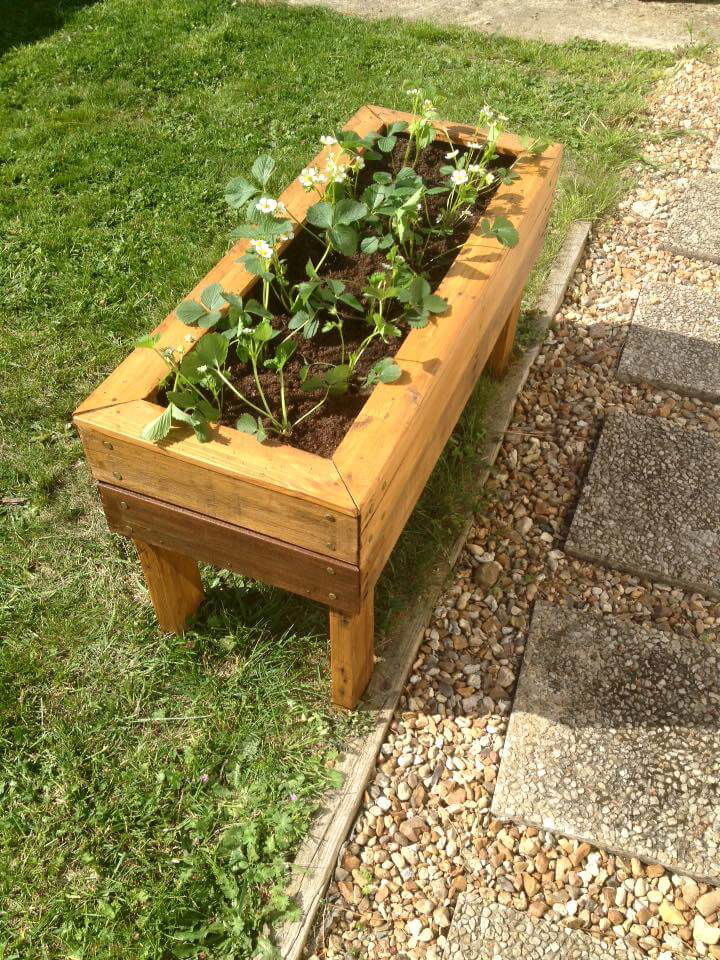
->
[[274, 200, 287, 217], [406, 87, 420, 96], [353, 156, 366, 170], [299, 167, 317, 189], [468, 163, 483, 174], [484, 171, 495, 185], [256, 196, 278, 214], [279, 232, 293, 243], [467, 141, 483, 150], [320, 135, 337, 146], [450, 169, 469, 187], [422, 99, 434, 111], [445, 149, 459, 159], [250, 239, 273, 260]]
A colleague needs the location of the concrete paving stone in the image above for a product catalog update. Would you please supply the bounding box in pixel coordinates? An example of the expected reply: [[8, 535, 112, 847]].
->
[[491, 601, 720, 884], [565, 412, 720, 598], [617, 282, 720, 402], [663, 174, 720, 264], [444, 896, 644, 960]]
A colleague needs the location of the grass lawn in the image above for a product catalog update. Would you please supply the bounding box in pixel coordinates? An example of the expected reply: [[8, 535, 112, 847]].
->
[[0, 2, 675, 956]]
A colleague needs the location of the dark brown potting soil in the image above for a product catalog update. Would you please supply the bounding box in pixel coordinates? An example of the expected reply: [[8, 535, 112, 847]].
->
[[167, 134, 511, 457]]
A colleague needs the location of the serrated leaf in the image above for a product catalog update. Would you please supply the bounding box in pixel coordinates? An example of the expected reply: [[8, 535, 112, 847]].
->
[[194, 332, 229, 367], [236, 413, 259, 435], [339, 292, 363, 313], [176, 300, 206, 325], [251, 154, 275, 187], [306, 202, 333, 229], [377, 135, 396, 153], [426, 294, 448, 314], [141, 406, 173, 443], [198, 309, 222, 329], [329, 224, 358, 256], [334, 198, 367, 225], [360, 235, 379, 254], [225, 176, 257, 208]]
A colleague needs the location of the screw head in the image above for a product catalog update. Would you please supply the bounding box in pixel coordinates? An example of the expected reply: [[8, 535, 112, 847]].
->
[[120, 501, 128, 510], [112, 472, 123, 481], [328, 592, 337, 601], [103, 441, 114, 450], [326, 566, 335, 575]]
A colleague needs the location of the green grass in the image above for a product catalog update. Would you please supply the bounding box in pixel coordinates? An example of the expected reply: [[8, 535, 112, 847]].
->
[[0, 2, 674, 956]]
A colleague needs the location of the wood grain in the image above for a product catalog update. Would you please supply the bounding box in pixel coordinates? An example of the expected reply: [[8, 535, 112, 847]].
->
[[487, 295, 522, 378], [101, 484, 361, 614], [76, 400, 359, 561], [329, 587, 375, 709], [134, 539, 205, 632]]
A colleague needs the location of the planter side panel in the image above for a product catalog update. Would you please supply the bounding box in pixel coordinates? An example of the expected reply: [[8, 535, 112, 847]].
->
[[100, 484, 362, 613], [77, 402, 359, 562], [342, 159, 559, 590]]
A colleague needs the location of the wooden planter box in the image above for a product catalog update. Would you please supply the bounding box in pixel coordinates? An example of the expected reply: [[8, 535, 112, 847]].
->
[[74, 105, 562, 708]]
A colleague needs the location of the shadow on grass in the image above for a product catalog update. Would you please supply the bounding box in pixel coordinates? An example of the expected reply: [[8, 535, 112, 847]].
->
[[0, 0, 99, 58]]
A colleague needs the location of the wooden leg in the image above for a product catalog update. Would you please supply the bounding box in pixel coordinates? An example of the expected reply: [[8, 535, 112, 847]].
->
[[134, 539, 204, 633], [487, 296, 522, 378], [329, 587, 375, 709]]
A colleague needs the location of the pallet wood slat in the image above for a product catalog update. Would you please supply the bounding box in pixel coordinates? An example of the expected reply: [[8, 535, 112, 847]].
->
[[74, 104, 562, 707], [101, 484, 361, 614]]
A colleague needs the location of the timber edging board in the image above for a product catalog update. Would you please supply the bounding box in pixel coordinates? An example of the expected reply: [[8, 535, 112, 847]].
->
[[73, 104, 562, 707]]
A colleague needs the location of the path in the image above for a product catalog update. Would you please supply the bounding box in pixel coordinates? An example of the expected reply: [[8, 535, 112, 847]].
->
[[284, 0, 720, 51], [310, 55, 720, 960]]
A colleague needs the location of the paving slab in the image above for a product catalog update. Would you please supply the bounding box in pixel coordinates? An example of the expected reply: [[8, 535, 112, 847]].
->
[[491, 602, 720, 884], [565, 412, 720, 599], [445, 896, 643, 960], [617, 283, 720, 402], [286, 0, 720, 51], [663, 175, 720, 265]]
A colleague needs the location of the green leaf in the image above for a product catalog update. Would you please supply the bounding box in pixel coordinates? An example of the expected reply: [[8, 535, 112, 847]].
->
[[236, 413, 258, 434], [225, 176, 257, 208], [141, 406, 173, 443], [329, 224, 358, 256], [366, 356, 402, 387], [200, 283, 226, 311], [306, 202, 333, 229], [176, 300, 206, 325], [194, 332, 229, 368], [251, 154, 275, 187], [481, 216, 519, 248], [198, 309, 222, 329], [377, 135, 396, 153], [253, 319, 277, 343], [426, 294, 448, 314], [360, 235, 379, 254], [338, 292, 363, 313], [334, 198, 367, 225]]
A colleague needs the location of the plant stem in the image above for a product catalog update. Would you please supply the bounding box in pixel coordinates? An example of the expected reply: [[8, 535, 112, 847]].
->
[[215, 368, 280, 429]]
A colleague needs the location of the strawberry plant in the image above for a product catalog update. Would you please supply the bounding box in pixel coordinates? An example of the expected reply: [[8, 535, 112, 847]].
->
[[137, 91, 541, 449]]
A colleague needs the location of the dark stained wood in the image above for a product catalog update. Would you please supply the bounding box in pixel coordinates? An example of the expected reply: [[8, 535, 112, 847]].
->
[[101, 484, 362, 615]]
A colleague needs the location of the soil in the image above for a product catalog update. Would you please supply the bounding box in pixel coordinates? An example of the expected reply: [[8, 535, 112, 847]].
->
[[164, 134, 511, 457]]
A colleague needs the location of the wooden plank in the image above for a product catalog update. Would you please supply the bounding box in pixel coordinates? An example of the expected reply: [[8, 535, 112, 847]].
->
[[75, 106, 384, 416], [334, 169, 556, 529], [348, 191, 555, 591], [487, 295, 522, 378], [76, 400, 359, 561], [329, 587, 375, 709], [134, 539, 205, 632], [101, 484, 361, 614]]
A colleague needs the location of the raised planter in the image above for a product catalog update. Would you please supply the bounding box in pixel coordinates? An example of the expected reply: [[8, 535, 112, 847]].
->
[[73, 105, 562, 708]]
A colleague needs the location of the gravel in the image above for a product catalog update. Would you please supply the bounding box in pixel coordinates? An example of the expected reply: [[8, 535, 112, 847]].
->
[[310, 56, 720, 960]]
